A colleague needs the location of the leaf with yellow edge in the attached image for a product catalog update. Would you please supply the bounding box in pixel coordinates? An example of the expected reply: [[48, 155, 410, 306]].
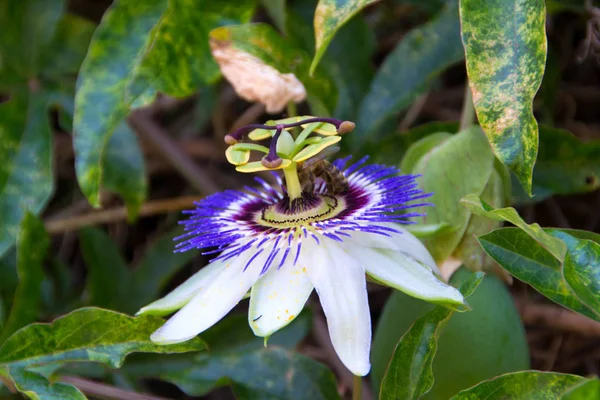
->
[[74, 0, 167, 207], [460, 0, 547, 195], [136, 0, 256, 97], [293, 136, 341, 162], [310, 0, 378, 75]]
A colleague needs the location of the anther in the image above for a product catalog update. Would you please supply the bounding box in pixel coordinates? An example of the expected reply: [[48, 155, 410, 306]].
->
[[261, 125, 284, 169], [224, 123, 276, 144], [261, 157, 283, 168], [224, 135, 238, 145], [337, 121, 355, 134]]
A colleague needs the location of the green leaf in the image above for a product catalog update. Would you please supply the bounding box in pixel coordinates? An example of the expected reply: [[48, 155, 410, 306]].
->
[[0, 308, 207, 364], [79, 227, 131, 312], [552, 231, 600, 316], [0, 249, 18, 318], [562, 378, 600, 400], [404, 223, 453, 239], [310, 0, 377, 74], [44, 79, 77, 132], [318, 11, 375, 120], [261, 0, 286, 33], [0, 96, 53, 259], [450, 371, 585, 399], [453, 161, 510, 272], [40, 13, 97, 77], [548, 228, 600, 245], [399, 132, 452, 174], [0, 0, 66, 79], [225, 348, 341, 400], [73, 0, 167, 207], [137, 0, 256, 97], [477, 228, 598, 321], [0, 298, 4, 333], [210, 23, 337, 114], [513, 126, 600, 205], [368, 121, 460, 165], [41, 259, 80, 317], [102, 121, 147, 219], [129, 228, 197, 313], [372, 267, 529, 399], [379, 272, 484, 400], [286, 0, 375, 120], [0, 367, 86, 400], [413, 127, 495, 263], [460, 0, 547, 195], [167, 346, 338, 399], [0, 307, 206, 399], [461, 194, 566, 261], [122, 311, 327, 398], [353, 2, 463, 147], [0, 213, 49, 344]]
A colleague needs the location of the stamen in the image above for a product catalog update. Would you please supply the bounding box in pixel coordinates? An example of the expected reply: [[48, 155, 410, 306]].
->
[[225, 124, 268, 144], [223, 117, 354, 144]]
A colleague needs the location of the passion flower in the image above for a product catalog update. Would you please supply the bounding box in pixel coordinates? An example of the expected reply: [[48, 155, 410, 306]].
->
[[137, 116, 465, 376]]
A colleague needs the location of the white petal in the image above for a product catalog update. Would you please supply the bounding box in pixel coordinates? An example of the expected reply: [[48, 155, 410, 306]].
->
[[305, 239, 371, 376], [150, 250, 261, 344], [347, 223, 440, 275], [351, 246, 464, 306], [136, 259, 224, 316], [248, 243, 313, 337], [344, 229, 400, 250]]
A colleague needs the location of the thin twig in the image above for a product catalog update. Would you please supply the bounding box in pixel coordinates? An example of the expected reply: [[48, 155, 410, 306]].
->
[[398, 93, 428, 131], [231, 103, 266, 130], [45, 196, 200, 234], [142, 138, 223, 161], [353, 375, 363, 400], [516, 299, 600, 336], [60, 376, 169, 400], [129, 109, 220, 194], [545, 198, 571, 228], [542, 335, 564, 371]]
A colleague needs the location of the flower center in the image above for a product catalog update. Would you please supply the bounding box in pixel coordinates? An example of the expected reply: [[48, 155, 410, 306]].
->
[[258, 193, 346, 229]]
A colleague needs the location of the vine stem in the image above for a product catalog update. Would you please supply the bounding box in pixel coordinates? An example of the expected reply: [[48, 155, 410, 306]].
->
[[287, 101, 297, 118], [353, 375, 362, 400], [459, 81, 475, 130]]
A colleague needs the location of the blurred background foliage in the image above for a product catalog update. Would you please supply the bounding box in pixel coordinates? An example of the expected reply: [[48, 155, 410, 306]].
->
[[1, 0, 600, 399]]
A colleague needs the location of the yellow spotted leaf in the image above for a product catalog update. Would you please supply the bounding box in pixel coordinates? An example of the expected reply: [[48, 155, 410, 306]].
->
[[460, 0, 547, 195]]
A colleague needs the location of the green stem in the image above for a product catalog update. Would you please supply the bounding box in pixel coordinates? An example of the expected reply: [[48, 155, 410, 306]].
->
[[287, 101, 301, 137], [459, 81, 475, 131], [287, 101, 297, 118], [282, 163, 302, 200], [352, 375, 362, 400]]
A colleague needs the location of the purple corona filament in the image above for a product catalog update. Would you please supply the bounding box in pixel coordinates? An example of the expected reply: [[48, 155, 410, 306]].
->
[[175, 156, 432, 277]]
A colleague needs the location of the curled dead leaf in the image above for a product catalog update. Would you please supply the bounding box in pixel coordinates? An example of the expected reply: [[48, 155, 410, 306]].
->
[[210, 39, 306, 113]]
